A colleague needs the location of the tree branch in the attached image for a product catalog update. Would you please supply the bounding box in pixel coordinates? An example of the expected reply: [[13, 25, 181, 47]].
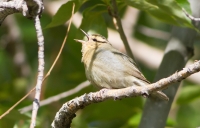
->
[[0, 1, 75, 123], [30, 15, 45, 128], [0, 0, 44, 24], [182, 8, 200, 22], [139, 26, 196, 128], [24, 0, 43, 18], [139, 1, 199, 126], [51, 60, 200, 128], [19, 81, 90, 114], [0, 0, 24, 24], [110, 0, 135, 60]]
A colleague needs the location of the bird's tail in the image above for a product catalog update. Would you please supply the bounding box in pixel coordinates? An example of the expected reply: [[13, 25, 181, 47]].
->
[[151, 91, 169, 101]]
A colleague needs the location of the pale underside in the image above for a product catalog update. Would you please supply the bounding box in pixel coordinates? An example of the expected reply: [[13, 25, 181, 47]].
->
[[83, 44, 150, 89], [82, 43, 168, 101]]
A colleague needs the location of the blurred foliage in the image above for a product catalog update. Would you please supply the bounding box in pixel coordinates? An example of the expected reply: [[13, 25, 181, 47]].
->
[[0, 0, 200, 128], [177, 85, 200, 105]]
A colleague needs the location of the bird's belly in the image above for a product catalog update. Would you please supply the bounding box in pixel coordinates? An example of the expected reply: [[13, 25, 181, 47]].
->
[[84, 49, 147, 89], [86, 68, 145, 89]]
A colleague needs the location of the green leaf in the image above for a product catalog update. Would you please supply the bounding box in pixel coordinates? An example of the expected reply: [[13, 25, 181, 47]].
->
[[176, 0, 191, 14], [101, 0, 110, 5], [177, 85, 200, 105], [82, 4, 107, 17], [124, 0, 193, 28], [124, 0, 158, 10], [45, 0, 80, 28], [79, 5, 108, 38]]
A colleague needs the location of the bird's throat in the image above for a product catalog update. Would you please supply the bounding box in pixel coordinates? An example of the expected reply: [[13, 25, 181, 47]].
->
[[81, 44, 97, 69]]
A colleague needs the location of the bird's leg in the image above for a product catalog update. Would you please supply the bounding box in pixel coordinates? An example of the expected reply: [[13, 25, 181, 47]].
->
[[141, 87, 149, 98]]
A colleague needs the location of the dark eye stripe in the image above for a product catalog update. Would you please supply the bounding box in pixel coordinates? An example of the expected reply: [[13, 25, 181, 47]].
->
[[92, 38, 97, 42], [93, 39, 107, 43], [91, 34, 108, 43]]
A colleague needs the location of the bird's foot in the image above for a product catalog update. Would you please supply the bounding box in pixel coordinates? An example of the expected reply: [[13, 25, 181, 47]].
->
[[141, 88, 149, 98]]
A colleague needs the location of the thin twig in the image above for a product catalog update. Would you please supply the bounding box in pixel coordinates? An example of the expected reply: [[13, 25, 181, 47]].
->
[[30, 15, 45, 128], [111, 0, 135, 60], [43, 3, 75, 80], [0, 2, 75, 121], [182, 8, 200, 22], [19, 80, 90, 114], [51, 60, 200, 128], [0, 87, 36, 119]]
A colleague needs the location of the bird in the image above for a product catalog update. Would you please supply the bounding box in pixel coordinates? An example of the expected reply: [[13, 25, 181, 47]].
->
[[74, 29, 169, 101]]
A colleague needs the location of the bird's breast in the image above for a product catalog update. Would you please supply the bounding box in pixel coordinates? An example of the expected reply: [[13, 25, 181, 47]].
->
[[82, 47, 131, 88]]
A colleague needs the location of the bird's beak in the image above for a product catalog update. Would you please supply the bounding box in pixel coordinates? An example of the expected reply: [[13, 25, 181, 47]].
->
[[80, 29, 89, 40], [74, 39, 86, 44], [74, 29, 90, 44]]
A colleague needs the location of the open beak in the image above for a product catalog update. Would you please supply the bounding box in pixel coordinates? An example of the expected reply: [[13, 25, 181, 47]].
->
[[80, 29, 89, 40], [74, 39, 86, 44], [74, 29, 89, 44]]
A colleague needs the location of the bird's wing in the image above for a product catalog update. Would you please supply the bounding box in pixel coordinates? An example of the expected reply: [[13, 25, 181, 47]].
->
[[111, 49, 150, 84]]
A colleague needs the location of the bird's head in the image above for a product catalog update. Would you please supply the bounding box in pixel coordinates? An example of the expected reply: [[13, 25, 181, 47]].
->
[[74, 29, 111, 46]]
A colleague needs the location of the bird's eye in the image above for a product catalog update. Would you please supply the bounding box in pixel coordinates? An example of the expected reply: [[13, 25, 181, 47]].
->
[[92, 38, 97, 42]]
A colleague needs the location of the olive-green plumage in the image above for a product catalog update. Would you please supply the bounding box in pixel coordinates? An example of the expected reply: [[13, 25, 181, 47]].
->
[[75, 30, 169, 101]]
